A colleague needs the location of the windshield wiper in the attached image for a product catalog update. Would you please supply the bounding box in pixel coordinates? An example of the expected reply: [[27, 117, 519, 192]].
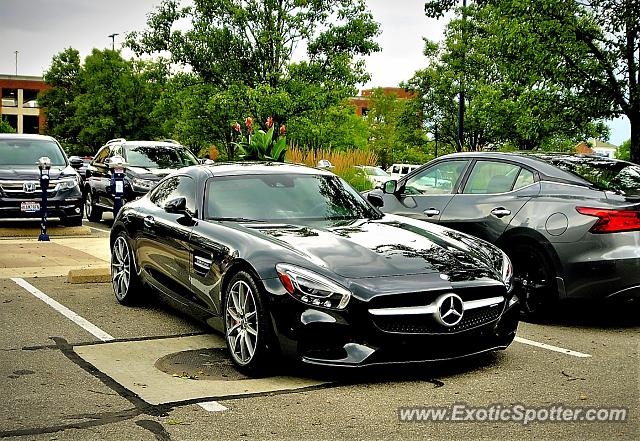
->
[[208, 217, 266, 223]]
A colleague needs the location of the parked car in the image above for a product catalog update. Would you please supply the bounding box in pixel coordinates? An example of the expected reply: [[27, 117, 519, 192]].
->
[[84, 139, 199, 221], [366, 152, 640, 316], [355, 165, 392, 187], [68, 155, 92, 186], [0, 134, 83, 226], [387, 163, 421, 179], [110, 162, 519, 375]]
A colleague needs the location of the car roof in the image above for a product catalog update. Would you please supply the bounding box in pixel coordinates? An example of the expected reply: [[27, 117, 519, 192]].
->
[[118, 140, 187, 148], [182, 161, 336, 177], [0, 134, 58, 142], [432, 151, 625, 184]]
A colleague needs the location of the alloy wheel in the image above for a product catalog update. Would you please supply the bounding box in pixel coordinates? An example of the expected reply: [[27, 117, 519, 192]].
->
[[85, 192, 93, 218], [111, 236, 131, 301], [225, 280, 259, 365]]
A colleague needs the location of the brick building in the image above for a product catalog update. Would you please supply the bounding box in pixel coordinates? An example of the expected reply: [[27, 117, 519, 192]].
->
[[0, 75, 48, 134], [350, 87, 415, 117]]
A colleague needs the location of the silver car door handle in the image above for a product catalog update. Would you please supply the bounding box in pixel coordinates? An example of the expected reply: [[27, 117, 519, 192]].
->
[[144, 216, 155, 227], [423, 208, 440, 217], [491, 208, 511, 218]]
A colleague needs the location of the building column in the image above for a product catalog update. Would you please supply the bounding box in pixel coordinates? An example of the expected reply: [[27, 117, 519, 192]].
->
[[17, 88, 24, 134]]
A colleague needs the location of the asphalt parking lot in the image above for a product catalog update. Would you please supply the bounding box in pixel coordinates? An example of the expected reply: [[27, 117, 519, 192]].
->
[[0, 219, 638, 440]]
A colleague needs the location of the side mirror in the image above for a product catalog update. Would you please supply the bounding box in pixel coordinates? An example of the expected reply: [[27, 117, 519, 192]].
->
[[69, 156, 83, 169], [199, 158, 214, 165], [383, 180, 398, 194], [367, 192, 384, 208], [164, 197, 187, 214]]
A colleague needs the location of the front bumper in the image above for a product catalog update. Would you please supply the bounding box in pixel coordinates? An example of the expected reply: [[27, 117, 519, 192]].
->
[[0, 189, 83, 220], [263, 278, 519, 367]]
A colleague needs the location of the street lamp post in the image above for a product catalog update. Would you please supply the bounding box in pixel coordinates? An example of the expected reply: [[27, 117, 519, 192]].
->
[[14, 51, 18, 76], [37, 157, 51, 242], [108, 33, 119, 51]]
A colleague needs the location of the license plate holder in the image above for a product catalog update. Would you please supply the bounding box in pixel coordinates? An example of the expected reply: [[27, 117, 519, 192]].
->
[[20, 202, 40, 213]]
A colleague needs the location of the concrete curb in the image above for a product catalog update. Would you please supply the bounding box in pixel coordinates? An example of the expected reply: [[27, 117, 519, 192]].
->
[[67, 266, 111, 284], [0, 226, 91, 238]]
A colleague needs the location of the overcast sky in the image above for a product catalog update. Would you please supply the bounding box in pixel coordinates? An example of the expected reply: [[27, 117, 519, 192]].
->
[[0, 0, 629, 144]]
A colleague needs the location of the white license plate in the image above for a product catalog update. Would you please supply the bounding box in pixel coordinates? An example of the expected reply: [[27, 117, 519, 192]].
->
[[20, 202, 40, 213]]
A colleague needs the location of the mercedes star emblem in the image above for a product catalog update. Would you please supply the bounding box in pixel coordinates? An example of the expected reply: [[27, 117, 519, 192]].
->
[[435, 293, 464, 327]]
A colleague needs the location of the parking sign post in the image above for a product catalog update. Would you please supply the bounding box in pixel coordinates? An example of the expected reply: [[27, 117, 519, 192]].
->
[[108, 156, 128, 217], [37, 156, 51, 241]]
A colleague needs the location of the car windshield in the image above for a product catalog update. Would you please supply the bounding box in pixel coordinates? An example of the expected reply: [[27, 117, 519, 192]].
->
[[362, 166, 389, 176], [206, 174, 380, 222], [126, 145, 198, 169], [0, 139, 67, 167], [546, 156, 640, 195]]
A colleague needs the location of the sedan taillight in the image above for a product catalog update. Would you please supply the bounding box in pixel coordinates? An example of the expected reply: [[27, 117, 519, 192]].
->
[[576, 207, 640, 233]]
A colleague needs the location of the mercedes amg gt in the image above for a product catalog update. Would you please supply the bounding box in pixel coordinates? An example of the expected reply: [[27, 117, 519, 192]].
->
[[110, 162, 519, 375]]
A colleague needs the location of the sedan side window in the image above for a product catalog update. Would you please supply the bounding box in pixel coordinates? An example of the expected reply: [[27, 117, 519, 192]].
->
[[404, 160, 469, 195], [150, 176, 196, 214], [93, 147, 109, 165], [513, 168, 535, 190], [463, 161, 521, 194]]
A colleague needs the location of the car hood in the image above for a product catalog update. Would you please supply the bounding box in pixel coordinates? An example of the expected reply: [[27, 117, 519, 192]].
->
[[0, 166, 74, 181], [244, 214, 500, 280]]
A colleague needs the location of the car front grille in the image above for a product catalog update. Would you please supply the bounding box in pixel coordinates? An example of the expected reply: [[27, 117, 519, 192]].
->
[[0, 181, 57, 198], [371, 303, 503, 334]]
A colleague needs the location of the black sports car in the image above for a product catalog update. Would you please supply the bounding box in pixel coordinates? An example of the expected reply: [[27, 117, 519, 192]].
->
[[110, 162, 519, 375]]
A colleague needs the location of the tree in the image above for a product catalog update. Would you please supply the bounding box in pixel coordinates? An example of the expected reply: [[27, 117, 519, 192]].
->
[[364, 88, 430, 167], [0, 117, 15, 133], [39, 48, 82, 147], [126, 0, 381, 155], [424, 0, 640, 161]]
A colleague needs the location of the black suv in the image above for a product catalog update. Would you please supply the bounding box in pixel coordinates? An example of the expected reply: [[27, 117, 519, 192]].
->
[[0, 134, 83, 226], [84, 139, 199, 221]]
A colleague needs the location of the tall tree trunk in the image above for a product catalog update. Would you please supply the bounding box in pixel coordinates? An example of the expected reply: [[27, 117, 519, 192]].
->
[[630, 113, 640, 164]]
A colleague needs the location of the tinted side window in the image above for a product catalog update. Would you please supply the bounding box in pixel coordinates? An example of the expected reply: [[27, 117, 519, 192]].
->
[[463, 161, 520, 194], [404, 160, 469, 195], [149, 176, 196, 214], [513, 168, 535, 190], [93, 147, 109, 164]]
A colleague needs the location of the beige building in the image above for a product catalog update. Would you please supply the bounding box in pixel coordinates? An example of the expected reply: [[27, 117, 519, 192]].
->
[[0, 75, 48, 134]]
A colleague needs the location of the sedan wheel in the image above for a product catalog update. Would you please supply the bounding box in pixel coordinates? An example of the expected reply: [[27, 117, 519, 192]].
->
[[510, 243, 557, 318], [85, 190, 102, 222], [111, 234, 141, 305], [224, 271, 271, 375]]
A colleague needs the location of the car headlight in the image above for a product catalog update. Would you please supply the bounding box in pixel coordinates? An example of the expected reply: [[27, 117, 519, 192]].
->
[[501, 250, 514, 293], [56, 176, 79, 190], [276, 263, 351, 310], [132, 177, 156, 190]]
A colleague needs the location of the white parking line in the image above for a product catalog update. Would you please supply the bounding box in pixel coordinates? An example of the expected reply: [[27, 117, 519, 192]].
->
[[86, 224, 111, 234], [514, 336, 591, 358], [11, 277, 115, 342], [198, 401, 228, 412]]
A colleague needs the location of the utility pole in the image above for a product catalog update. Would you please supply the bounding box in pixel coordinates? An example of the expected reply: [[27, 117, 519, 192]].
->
[[457, 0, 467, 151], [14, 51, 18, 76], [108, 33, 119, 51]]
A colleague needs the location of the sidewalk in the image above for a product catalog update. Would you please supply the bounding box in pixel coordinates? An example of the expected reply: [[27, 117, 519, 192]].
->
[[0, 236, 110, 279]]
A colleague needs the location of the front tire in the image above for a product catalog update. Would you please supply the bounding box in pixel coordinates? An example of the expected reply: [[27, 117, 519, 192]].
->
[[508, 242, 558, 319], [85, 189, 103, 222], [111, 233, 142, 305], [223, 271, 272, 376]]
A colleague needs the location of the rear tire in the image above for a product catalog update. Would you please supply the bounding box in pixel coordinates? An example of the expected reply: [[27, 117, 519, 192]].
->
[[508, 241, 558, 319], [85, 189, 103, 222], [111, 233, 142, 305], [223, 271, 273, 376]]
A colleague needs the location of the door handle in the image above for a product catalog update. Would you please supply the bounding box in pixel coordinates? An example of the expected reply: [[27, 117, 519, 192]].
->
[[423, 208, 440, 217], [491, 207, 511, 218], [144, 215, 155, 227]]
